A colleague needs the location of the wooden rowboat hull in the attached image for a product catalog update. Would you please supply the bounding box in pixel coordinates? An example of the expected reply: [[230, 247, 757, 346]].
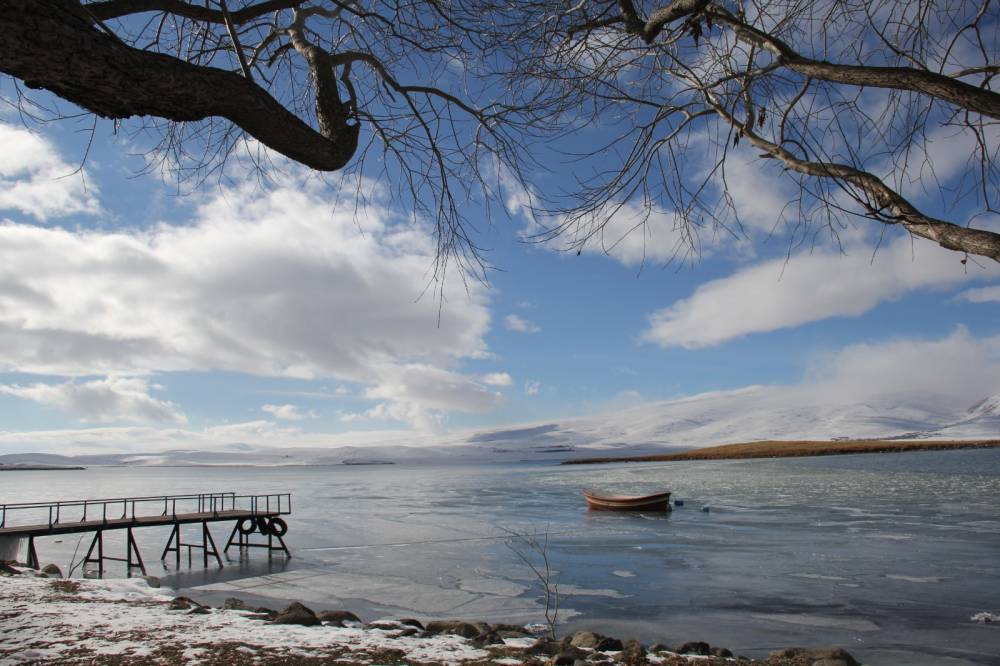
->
[[582, 490, 672, 512]]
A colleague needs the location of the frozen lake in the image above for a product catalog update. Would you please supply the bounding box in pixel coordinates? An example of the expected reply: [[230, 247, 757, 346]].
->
[[2, 448, 999, 665]]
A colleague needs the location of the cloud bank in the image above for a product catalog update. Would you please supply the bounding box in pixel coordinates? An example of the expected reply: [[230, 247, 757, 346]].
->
[[643, 235, 999, 348], [0, 172, 500, 427], [0, 124, 100, 221], [0, 376, 185, 424]]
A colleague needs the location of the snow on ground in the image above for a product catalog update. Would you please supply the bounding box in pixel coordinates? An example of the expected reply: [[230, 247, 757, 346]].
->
[[0, 574, 491, 664], [0, 572, 830, 665]]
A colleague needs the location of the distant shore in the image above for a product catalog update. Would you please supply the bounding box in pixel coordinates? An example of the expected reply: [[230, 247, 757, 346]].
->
[[0, 465, 85, 471], [562, 438, 1000, 465]]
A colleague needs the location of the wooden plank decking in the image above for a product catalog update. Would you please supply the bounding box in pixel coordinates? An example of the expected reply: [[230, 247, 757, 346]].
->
[[0, 509, 281, 538]]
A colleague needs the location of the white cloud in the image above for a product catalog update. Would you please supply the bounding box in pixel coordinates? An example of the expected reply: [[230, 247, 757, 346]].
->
[[504, 314, 541, 333], [524, 379, 541, 396], [502, 158, 705, 268], [570, 201, 697, 266], [958, 284, 1000, 303], [0, 174, 494, 429], [805, 327, 1000, 407], [890, 124, 1000, 204], [359, 363, 503, 429], [261, 403, 315, 421], [480, 372, 514, 387], [0, 124, 100, 221], [340, 401, 445, 431], [715, 146, 800, 235], [0, 376, 186, 424], [643, 235, 999, 348]]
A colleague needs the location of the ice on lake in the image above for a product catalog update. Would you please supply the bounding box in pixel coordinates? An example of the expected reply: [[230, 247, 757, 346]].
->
[[3, 448, 1000, 665]]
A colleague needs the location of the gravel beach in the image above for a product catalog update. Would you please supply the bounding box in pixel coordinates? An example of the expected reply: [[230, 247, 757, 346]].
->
[[0, 567, 863, 666]]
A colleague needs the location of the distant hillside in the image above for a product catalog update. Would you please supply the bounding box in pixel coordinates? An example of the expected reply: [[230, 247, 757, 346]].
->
[[2, 387, 997, 466], [562, 438, 1000, 465]]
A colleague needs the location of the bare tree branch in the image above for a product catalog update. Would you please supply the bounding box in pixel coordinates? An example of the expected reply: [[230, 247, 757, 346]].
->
[[1, 0, 358, 171], [706, 94, 1000, 261], [85, 0, 304, 25], [704, 5, 1000, 120]]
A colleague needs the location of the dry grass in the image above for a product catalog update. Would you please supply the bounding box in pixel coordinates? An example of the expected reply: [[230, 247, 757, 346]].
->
[[564, 439, 1000, 465], [49, 579, 81, 594]]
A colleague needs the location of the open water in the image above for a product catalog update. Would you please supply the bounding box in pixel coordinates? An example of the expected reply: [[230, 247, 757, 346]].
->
[[2, 448, 999, 665]]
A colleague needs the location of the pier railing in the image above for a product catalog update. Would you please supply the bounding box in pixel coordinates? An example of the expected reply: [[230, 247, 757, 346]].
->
[[0, 492, 291, 530]]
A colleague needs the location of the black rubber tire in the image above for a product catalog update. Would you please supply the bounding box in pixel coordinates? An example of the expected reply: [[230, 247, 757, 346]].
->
[[256, 516, 271, 534], [267, 517, 288, 537], [237, 517, 257, 535]]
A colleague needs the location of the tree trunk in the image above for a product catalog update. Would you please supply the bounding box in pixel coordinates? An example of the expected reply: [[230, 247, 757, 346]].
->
[[0, 0, 358, 171]]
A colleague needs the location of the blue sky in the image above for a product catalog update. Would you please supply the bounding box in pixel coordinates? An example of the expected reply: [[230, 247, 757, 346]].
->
[[0, 84, 998, 455]]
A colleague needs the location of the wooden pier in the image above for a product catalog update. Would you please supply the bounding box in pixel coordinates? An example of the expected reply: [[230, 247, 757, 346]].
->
[[0, 492, 291, 576]]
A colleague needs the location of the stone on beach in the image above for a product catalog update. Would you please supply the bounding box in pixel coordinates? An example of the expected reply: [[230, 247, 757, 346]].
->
[[549, 645, 589, 664], [526, 637, 562, 656], [40, 564, 62, 578], [169, 596, 202, 610], [622, 638, 646, 665], [272, 600, 320, 626], [424, 619, 482, 638], [317, 608, 362, 626], [768, 646, 860, 666], [677, 640, 711, 655], [595, 636, 624, 652], [222, 597, 251, 610], [365, 619, 407, 630], [569, 629, 604, 647], [472, 630, 505, 647]]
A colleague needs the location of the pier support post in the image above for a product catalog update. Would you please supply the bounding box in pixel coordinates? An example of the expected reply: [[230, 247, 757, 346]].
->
[[203, 521, 222, 568], [81, 527, 146, 577], [161, 522, 222, 569], [126, 528, 146, 576], [26, 536, 39, 570], [223, 521, 240, 556], [161, 524, 181, 568], [83, 530, 105, 577]]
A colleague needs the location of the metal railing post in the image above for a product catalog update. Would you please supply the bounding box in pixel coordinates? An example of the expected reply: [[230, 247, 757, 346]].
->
[[0, 491, 293, 532]]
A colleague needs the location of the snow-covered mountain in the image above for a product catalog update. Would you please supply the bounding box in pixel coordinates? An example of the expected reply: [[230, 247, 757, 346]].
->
[[2, 387, 997, 467]]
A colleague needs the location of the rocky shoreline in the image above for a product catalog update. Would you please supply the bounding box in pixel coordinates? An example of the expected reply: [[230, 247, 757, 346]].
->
[[0, 563, 865, 666]]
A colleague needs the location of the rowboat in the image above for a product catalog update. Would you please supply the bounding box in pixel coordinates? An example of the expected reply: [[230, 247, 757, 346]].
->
[[582, 489, 672, 512]]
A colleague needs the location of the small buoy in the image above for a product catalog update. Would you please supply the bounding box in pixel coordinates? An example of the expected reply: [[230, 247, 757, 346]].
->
[[701, 506, 711, 513], [673, 500, 684, 507]]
